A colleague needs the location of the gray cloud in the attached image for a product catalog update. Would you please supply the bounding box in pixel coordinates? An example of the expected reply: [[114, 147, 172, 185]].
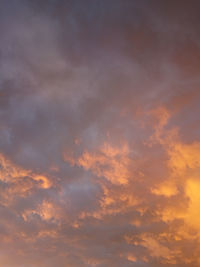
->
[[0, 0, 200, 266]]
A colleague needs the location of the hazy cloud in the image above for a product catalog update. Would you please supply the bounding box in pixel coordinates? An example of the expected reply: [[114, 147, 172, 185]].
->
[[0, 0, 200, 266]]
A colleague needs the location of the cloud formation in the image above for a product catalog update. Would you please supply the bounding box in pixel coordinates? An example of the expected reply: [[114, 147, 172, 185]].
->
[[0, 0, 200, 266]]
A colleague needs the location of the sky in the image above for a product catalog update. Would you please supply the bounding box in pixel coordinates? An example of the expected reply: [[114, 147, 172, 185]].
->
[[0, 0, 200, 266]]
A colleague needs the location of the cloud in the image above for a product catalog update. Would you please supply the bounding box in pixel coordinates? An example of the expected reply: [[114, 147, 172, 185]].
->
[[0, 0, 200, 266]]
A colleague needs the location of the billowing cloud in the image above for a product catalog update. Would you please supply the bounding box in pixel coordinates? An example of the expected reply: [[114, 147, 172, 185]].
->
[[0, 0, 200, 266]]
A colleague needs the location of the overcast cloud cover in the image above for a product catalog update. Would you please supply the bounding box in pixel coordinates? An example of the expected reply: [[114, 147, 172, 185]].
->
[[1, 0, 200, 266]]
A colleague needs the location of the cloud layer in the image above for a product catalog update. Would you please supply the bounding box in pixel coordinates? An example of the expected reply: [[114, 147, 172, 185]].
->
[[0, 0, 200, 266]]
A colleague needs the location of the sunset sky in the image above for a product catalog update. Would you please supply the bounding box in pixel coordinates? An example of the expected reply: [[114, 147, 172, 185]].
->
[[1, 1, 200, 266]]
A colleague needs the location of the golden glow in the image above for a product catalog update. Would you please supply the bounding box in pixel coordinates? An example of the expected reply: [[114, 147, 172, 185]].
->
[[66, 142, 131, 185], [2, 105, 200, 266]]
